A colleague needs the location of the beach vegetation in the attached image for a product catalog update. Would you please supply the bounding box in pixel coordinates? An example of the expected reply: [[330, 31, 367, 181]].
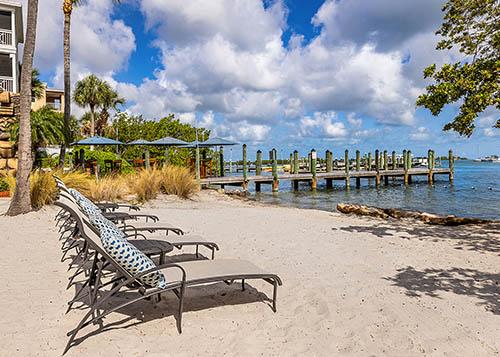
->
[[88, 175, 129, 202], [417, 0, 499, 136], [159, 165, 199, 199], [127, 168, 162, 203], [73, 75, 125, 138]]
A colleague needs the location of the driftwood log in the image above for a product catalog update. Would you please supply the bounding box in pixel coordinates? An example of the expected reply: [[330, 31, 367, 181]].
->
[[336, 203, 496, 226]]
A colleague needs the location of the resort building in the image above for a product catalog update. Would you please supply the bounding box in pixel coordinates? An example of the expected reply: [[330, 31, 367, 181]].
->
[[0, 0, 23, 93], [32, 85, 65, 112]]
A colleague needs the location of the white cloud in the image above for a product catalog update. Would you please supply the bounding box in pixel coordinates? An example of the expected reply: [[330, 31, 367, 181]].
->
[[410, 126, 430, 141], [483, 128, 498, 137], [299, 112, 348, 138]]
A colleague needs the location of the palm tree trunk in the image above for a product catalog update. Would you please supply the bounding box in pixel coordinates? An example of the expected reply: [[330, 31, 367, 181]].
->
[[6, 0, 39, 215], [58, 8, 72, 168], [90, 105, 95, 137]]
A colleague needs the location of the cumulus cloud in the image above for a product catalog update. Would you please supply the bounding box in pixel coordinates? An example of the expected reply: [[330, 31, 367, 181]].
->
[[299, 112, 348, 138], [27, 0, 136, 84], [28, 0, 463, 147], [410, 126, 430, 141]]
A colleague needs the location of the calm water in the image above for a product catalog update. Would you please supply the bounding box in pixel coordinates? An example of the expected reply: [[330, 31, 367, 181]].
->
[[246, 161, 500, 220]]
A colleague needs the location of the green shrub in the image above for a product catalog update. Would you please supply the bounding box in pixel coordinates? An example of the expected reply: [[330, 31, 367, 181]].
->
[[83, 149, 133, 174], [0, 176, 9, 192]]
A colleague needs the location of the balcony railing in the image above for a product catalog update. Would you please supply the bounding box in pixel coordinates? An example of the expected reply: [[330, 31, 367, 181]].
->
[[46, 102, 62, 111], [0, 76, 13, 92], [0, 29, 12, 46]]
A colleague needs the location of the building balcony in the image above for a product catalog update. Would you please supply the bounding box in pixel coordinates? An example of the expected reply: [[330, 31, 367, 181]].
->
[[0, 29, 12, 46], [0, 75, 13, 92]]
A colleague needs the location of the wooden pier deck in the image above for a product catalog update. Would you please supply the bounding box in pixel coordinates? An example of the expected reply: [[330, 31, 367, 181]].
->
[[200, 167, 452, 190]]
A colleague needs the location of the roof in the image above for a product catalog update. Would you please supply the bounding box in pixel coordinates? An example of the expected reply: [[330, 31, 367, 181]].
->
[[45, 88, 64, 94]]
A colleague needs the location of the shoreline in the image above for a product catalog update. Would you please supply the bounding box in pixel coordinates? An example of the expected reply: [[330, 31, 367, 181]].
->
[[0, 191, 498, 355]]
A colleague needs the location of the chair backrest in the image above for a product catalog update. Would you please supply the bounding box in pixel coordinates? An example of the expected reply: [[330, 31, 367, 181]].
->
[[55, 197, 133, 280]]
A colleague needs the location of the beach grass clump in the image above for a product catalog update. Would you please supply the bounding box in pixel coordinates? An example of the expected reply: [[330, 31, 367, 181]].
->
[[159, 165, 199, 199], [88, 175, 129, 202], [30, 170, 58, 209], [53, 169, 92, 196], [128, 168, 162, 203]]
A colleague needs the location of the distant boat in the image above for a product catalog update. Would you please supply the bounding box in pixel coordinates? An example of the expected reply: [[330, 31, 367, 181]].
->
[[475, 155, 500, 163]]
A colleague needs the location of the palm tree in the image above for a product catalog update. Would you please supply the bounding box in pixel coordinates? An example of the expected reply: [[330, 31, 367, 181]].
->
[[6, 0, 39, 216], [73, 74, 106, 137], [58, 0, 80, 167], [31, 68, 44, 100], [97, 87, 125, 134], [59, 0, 120, 165], [10, 106, 64, 153], [73, 75, 124, 137]]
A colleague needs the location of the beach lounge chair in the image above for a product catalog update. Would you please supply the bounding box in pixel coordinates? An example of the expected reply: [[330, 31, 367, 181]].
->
[[55, 198, 282, 355]]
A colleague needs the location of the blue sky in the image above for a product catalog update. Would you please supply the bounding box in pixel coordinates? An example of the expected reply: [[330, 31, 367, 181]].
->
[[29, 0, 498, 159]]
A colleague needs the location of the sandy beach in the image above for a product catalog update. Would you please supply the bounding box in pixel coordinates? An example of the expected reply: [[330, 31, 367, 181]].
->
[[0, 191, 498, 356]]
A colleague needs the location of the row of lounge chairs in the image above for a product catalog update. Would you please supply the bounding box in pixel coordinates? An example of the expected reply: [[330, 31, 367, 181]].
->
[[53, 177, 282, 354]]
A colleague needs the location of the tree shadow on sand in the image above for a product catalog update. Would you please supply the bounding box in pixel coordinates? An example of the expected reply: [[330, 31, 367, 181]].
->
[[385, 266, 500, 315], [337, 221, 500, 254]]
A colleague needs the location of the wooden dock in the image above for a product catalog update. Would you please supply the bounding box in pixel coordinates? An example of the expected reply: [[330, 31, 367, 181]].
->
[[201, 147, 455, 192]]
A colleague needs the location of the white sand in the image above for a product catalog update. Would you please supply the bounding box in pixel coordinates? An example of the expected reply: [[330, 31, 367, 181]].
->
[[0, 191, 498, 356]]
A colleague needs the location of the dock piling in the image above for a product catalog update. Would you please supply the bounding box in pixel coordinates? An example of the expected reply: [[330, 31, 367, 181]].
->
[[383, 150, 388, 185], [427, 149, 434, 185], [272, 148, 279, 192], [219, 146, 224, 177], [311, 149, 317, 190], [375, 149, 381, 186], [293, 150, 299, 174], [355, 150, 361, 188], [448, 149, 454, 181], [407, 150, 413, 184], [403, 149, 408, 185], [345, 149, 350, 189], [242, 144, 248, 190]]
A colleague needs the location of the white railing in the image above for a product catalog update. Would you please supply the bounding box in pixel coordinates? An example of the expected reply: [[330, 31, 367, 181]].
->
[[46, 102, 62, 110], [0, 29, 12, 46], [0, 76, 13, 92]]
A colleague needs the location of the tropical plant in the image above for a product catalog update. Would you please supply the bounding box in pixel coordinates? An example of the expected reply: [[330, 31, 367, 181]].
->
[[10, 106, 64, 153], [128, 168, 162, 203], [416, 0, 499, 136], [7, 0, 39, 215], [31, 68, 44, 100], [73, 75, 124, 137], [159, 165, 199, 199], [88, 175, 129, 202]]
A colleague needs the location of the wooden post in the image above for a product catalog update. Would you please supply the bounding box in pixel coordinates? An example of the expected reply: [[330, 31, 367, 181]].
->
[[242, 144, 248, 190], [367, 152, 372, 171], [219, 146, 224, 177], [145, 148, 151, 170], [293, 150, 299, 174], [355, 150, 361, 188], [272, 148, 279, 192], [289, 153, 293, 173], [403, 149, 408, 185], [383, 150, 388, 185], [344, 149, 350, 189], [407, 150, 412, 184], [326, 150, 333, 172], [448, 149, 454, 181], [310, 149, 317, 189], [375, 149, 380, 186], [392, 151, 396, 170], [427, 149, 434, 185], [256, 150, 262, 176]]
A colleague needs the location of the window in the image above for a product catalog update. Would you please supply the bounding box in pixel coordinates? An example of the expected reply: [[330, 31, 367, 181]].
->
[[0, 54, 12, 77], [0, 11, 11, 31]]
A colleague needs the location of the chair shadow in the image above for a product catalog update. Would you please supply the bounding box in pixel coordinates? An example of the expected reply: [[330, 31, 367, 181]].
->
[[68, 279, 272, 350], [385, 266, 500, 315], [337, 221, 500, 254]]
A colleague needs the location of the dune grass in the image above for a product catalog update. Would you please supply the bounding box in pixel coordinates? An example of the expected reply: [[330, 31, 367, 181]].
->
[[4, 165, 199, 208], [159, 165, 199, 199], [88, 175, 129, 202], [127, 168, 162, 203]]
